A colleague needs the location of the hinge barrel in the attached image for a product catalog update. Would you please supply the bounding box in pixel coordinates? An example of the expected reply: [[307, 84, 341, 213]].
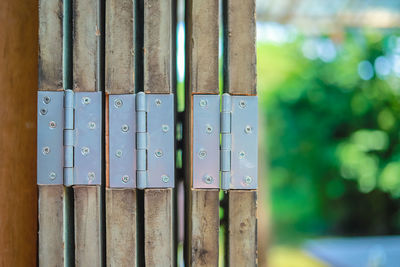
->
[[136, 92, 147, 189], [221, 93, 232, 190], [64, 90, 74, 186]]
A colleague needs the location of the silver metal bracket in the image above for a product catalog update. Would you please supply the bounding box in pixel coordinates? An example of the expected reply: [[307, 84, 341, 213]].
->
[[136, 92, 175, 189], [221, 93, 258, 190], [37, 90, 102, 186], [192, 94, 220, 188], [108, 94, 136, 188]]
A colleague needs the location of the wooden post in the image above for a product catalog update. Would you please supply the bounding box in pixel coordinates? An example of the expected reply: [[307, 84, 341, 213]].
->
[[105, 0, 137, 265], [223, 0, 258, 265], [73, 0, 104, 265], [143, 1, 175, 266], [184, 0, 220, 266]]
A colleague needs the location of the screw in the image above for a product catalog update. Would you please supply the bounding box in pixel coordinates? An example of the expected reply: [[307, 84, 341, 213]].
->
[[121, 124, 129, 132], [115, 149, 123, 158], [244, 176, 252, 185], [244, 125, 252, 134], [88, 121, 96, 129], [239, 100, 246, 109], [82, 97, 91, 105], [205, 124, 213, 134], [49, 121, 57, 128], [204, 175, 214, 184], [161, 175, 170, 183], [155, 149, 163, 158], [114, 98, 123, 108], [49, 172, 57, 180], [40, 108, 48, 115], [122, 175, 130, 183], [162, 124, 169, 133], [155, 99, 162, 106], [199, 99, 208, 107], [81, 146, 90, 156], [43, 96, 51, 104], [88, 172, 95, 181], [42, 146, 50, 155], [198, 149, 207, 159], [239, 151, 246, 159]]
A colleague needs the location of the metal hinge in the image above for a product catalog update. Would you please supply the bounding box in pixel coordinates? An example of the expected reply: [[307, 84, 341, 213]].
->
[[108, 92, 174, 189], [220, 93, 258, 190], [37, 90, 102, 186]]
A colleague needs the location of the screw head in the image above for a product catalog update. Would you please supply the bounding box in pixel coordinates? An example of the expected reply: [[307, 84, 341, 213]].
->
[[199, 99, 208, 107], [244, 176, 252, 185], [114, 98, 123, 108], [204, 175, 214, 184], [121, 124, 129, 132], [205, 124, 213, 134], [81, 146, 90, 156], [198, 149, 207, 159], [244, 125, 252, 134], [239, 151, 246, 159], [155, 149, 163, 158], [49, 172, 57, 180], [161, 175, 170, 183], [40, 108, 48, 115], [239, 100, 246, 109], [115, 149, 123, 158], [88, 121, 96, 129], [122, 175, 130, 183], [87, 172, 95, 181], [42, 146, 50, 155], [49, 121, 57, 128], [43, 96, 51, 104], [162, 124, 169, 133], [82, 97, 91, 105], [155, 99, 162, 106]]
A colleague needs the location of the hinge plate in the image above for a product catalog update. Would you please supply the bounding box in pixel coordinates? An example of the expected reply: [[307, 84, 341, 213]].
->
[[192, 94, 220, 188], [37, 91, 64, 185], [230, 96, 258, 189], [108, 94, 136, 188]]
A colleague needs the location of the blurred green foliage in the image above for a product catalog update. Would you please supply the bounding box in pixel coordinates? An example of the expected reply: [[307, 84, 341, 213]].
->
[[258, 29, 400, 243]]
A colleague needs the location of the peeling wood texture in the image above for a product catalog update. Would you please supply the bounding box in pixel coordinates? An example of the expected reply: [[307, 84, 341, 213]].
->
[[38, 0, 63, 90], [144, 188, 174, 267], [73, 0, 100, 92], [223, 0, 257, 95], [185, 0, 219, 94], [106, 188, 137, 266], [143, 0, 172, 94], [228, 190, 258, 267], [186, 189, 219, 266], [74, 186, 103, 267], [105, 0, 135, 94]]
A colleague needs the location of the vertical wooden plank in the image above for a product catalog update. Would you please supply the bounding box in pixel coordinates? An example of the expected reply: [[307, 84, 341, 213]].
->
[[73, 0, 103, 265], [105, 0, 137, 266], [143, 0, 175, 266], [106, 188, 137, 266], [184, 1, 220, 266], [224, 0, 258, 265]]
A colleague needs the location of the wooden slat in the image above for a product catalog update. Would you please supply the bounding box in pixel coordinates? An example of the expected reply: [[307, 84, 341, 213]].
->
[[223, 0, 257, 95], [184, 1, 220, 266], [106, 188, 137, 266], [224, 0, 258, 265], [144, 188, 174, 266], [105, 0, 135, 94]]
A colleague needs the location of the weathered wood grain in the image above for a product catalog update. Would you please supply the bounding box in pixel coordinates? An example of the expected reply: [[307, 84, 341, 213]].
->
[[74, 186, 103, 267], [39, 0, 63, 90], [144, 188, 174, 266], [106, 188, 137, 266], [143, 0, 172, 94], [185, 0, 219, 94], [73, 0, 100, 92], [228, 190, 258, 267], [223, 0, 257, 95], [105, 0, 135, 94]]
